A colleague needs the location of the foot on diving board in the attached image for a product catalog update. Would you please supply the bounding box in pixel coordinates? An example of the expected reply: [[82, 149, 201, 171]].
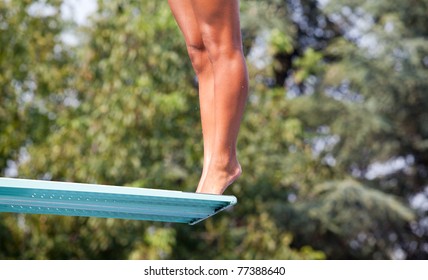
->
[[0, 178, 237, 225]]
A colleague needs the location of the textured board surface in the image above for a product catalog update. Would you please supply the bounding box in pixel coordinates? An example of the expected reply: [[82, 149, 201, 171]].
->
[[0, 178, 237, 225]]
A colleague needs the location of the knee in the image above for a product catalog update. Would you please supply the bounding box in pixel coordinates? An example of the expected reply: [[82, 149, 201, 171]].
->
[[186, 42, 210, 75], [200, 29, 243, 63]]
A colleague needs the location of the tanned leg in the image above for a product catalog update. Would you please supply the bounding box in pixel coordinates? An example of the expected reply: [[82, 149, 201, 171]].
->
[[168, 0, 215, 191], [190, 0, 249, 194]]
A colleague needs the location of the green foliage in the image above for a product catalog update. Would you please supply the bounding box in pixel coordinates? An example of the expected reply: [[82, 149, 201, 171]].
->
[[270, 28, 294, 55], [0, 0, 426, 260], [293, 48, 324, 83], [290, 180, 414, 258], [289, 0, 428, 258], [318, 0, 428, 185], [0, 0, 72, 173]]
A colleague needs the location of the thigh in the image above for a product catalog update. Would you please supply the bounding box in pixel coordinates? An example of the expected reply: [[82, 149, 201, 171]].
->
[[168, 0, 204, 48], [190, 0, 242, 49]]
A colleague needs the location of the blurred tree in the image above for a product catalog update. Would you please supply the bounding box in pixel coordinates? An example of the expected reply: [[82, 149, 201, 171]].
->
[[240, 0, 425, 259], [0, 0, 74, 258], [283, 0, 428, 258], [4, 0, 195, 259], [1, 0, 426, 260], [0, 0, 72, 174]]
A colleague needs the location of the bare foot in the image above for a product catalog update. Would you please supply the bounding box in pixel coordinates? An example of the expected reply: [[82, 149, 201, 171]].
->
[[196, 159, 242, 195]]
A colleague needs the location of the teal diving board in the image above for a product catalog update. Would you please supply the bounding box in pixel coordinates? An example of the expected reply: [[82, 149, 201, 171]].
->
[[0, 178, 237, 225]]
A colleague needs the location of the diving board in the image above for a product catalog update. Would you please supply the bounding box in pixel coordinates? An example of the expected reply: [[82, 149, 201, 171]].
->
[[0, 177, 237, 225]]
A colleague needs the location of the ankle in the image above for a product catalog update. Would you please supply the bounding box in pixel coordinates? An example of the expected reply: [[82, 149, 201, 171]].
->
[[211, 154, 240, 172]]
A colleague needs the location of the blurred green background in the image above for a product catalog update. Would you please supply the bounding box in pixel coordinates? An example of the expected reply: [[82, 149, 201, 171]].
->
[[1, 0, 427, 259]]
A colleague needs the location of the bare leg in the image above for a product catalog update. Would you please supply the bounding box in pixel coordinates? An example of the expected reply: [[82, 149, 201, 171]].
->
[[168, 0, 215, 191], [191, 0, 249, 194]]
